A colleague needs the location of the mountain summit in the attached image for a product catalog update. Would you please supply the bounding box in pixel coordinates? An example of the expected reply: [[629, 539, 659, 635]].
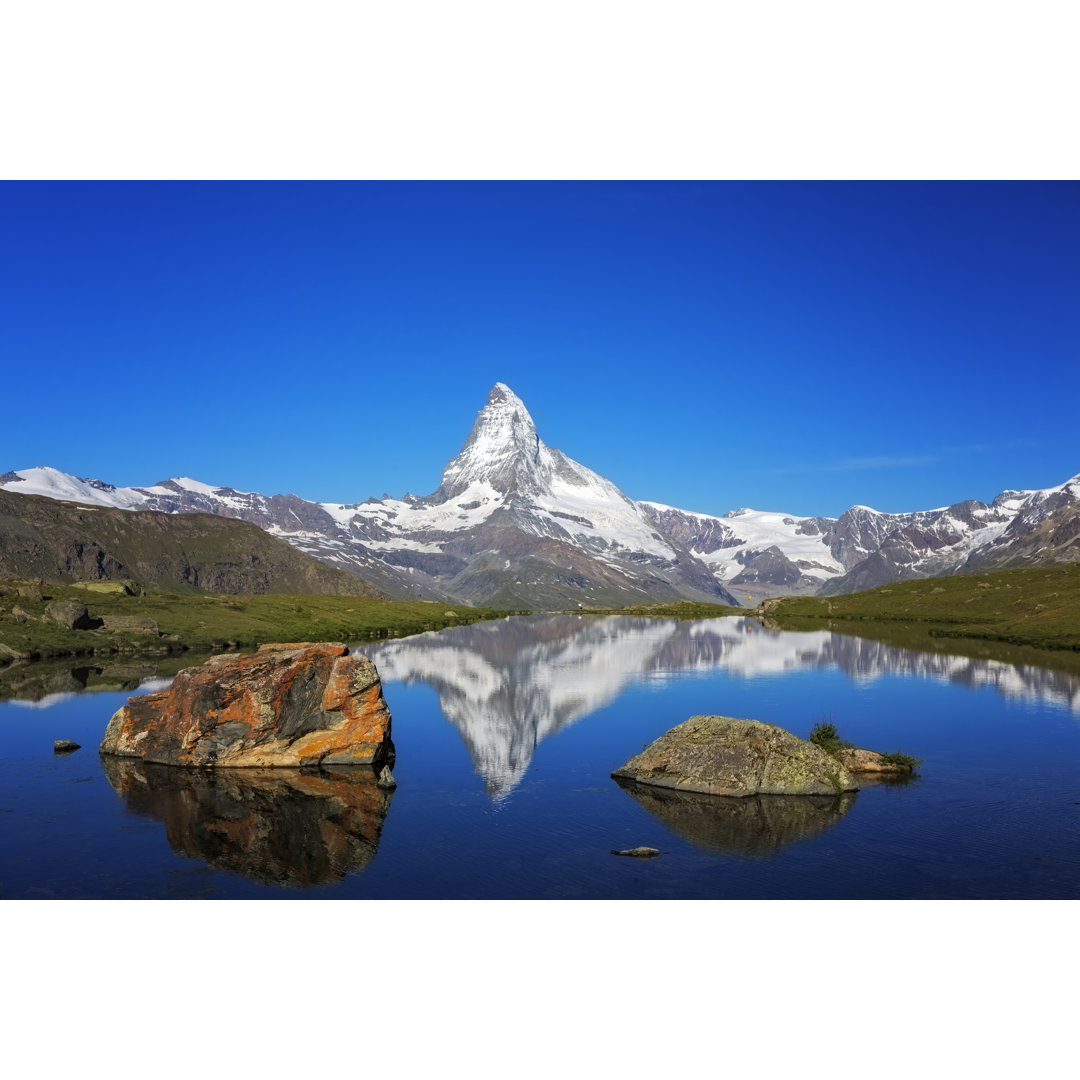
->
[[438, 383, 547, 499]]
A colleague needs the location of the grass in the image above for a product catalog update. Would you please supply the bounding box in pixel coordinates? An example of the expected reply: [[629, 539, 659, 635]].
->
[[765, 564, 1080, 653], [809, 719, 921, 773], [0, 578, 527, 660], [808, 719, 852, 756], [877, 750, 924, 769]]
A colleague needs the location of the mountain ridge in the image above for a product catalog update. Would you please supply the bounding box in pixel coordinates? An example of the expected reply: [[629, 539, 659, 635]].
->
[[3, 384, 1078, 607]]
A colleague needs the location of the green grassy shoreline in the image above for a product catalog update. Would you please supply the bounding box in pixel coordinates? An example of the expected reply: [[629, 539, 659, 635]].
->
[[571, 567, 1080, 675], [5, 565, 1077, 674], [763, 564, 1080, 653], [0, 578, 526, 661]]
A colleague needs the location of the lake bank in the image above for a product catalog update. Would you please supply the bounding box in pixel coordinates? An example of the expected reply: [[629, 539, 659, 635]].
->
[[576, 566, 1080, 663], [0, 577, 524, 661], [762, 564, 1080, 653]]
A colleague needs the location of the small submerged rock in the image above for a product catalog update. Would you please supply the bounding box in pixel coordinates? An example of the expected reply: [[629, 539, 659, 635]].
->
[[54, 739, 81, 754], [611, 846, 660, 858]]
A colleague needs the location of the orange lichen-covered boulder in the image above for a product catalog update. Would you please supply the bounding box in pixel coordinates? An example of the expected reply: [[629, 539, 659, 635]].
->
[[100, 643, 395, 776]]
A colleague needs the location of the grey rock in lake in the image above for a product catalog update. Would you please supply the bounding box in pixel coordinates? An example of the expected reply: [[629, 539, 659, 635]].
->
[[611, 846, 660, 858], [612, 715, 858, 797], [53, 739, 81, 753]]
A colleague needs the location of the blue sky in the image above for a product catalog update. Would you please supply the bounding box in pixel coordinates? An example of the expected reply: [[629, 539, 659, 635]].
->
[[2, 181, 1077, 518]]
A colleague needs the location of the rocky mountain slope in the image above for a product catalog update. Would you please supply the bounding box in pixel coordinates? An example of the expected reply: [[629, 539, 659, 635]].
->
[[641, 475, 1080, 601], [3, 384, 1077, 606], [0, 487, 387, 597]]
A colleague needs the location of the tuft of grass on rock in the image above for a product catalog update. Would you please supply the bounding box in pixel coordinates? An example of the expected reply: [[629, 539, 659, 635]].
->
[[808, 719, 853, 757], [878, 749, 923, 769]]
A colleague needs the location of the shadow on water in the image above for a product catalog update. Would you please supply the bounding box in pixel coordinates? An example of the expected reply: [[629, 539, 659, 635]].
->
[[854, 771, 921, 790], [101, 758, 394, 887], [613, 776, 858, 858]]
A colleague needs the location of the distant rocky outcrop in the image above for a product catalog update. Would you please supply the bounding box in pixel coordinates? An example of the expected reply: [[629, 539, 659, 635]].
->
[[44, 600, 96, 630], [80, 580, 141, 596], [965, 499, 1080, 572], [100, 643, 396, 772], [729, 545, 808, 588], [612, 715, 858, 796]]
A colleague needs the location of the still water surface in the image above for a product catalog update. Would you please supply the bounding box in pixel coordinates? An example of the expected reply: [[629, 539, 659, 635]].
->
[[2, 615, 1079, 899]]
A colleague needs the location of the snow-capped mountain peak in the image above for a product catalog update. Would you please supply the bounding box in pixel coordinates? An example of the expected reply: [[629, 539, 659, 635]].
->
[[437, 382, 550, 500]]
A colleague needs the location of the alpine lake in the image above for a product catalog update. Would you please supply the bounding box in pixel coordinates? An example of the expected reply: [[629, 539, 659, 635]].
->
[[3, 613, 1080, 900]]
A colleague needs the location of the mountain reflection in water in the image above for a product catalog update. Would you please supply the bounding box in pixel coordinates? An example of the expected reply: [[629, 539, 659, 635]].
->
[[102, 758, 394, 886], [361, 615, 1080, 800]]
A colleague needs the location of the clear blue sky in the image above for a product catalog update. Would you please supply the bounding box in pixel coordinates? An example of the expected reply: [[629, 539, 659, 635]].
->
[[2, 181, 1076, 518]]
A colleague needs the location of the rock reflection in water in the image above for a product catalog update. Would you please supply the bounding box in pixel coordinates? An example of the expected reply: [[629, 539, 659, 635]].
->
[[102, 758, 393, 887], [0, 652, 219, 706], [613, 776, 857, 857], [0, 659, 161, 704]]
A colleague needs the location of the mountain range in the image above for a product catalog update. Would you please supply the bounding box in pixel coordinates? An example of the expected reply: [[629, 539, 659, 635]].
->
[[3, 383, 1078, 607]]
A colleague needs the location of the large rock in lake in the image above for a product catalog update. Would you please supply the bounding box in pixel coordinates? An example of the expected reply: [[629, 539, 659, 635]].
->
[[100, 642, 395, 772], [612, 715, 858, 796]]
